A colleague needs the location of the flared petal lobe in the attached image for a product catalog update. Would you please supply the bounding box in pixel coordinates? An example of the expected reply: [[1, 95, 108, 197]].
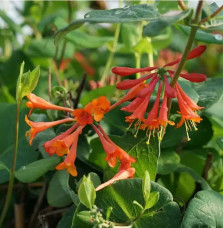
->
[[43, 123, 79, 156], [25, 116, 74, 145]]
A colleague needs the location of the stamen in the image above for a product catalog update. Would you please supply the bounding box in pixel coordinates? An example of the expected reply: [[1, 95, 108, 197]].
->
[[191, 121, 198, 131], [134, 121, 141, 138], [126, 120, 134, 131], [158, 126, 165, 141], [146, 130, 152, 144]]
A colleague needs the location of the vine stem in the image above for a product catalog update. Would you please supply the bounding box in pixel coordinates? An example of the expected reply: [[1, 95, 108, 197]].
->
[[200, 5, 223, 24], [101, 0, 123, 85], [167, 0, 204, 112], [100, 23, 121, 85], [0, 102, 20, 227]]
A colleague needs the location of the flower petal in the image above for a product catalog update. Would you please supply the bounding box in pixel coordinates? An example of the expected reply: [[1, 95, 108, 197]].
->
[[112, 66, 157, 76]]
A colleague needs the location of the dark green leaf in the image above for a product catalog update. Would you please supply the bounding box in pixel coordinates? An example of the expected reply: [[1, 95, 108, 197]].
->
[[193, 78, 223, 108], [78, 175, 96, 209], [47, 170, 73, 207], [95, 179, 177, 225], [181, 190, 223, 228], [143, 9, 191, 37], [175, 165, 211, 190], [57, 206, 76, 228], [26, 38, 75, 59], [217, 137, 223, 150], [89, 132, 159, 180], [55, 4, 160, 46], [157, 150, 180, 175], [0, 103, 39, 184], [15, 156, 61, 183], [162, 115, 213, 149]]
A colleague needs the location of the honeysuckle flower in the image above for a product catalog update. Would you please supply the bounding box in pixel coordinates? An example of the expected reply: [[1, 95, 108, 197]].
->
[[73, 96, 110, 124], [73, 106, 94, 126], [25, 115, 75, 146], [26, 93, 73, 116], [96, 164, 135, 191], [92, 124, 136, 168], [43, 122, 80, 156], [112, 45, 207, 142], [92, 124, 136, 191], [55, 125, 84, 176], [175, 83, 203, 141], [91, 96, 110, 121]]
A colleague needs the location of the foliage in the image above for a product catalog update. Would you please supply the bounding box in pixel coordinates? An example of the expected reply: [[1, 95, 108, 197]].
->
[[0, 1, 223, 228]]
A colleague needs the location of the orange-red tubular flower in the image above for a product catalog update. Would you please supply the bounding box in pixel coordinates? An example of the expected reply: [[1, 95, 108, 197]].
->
[[168, 70, 207, 83], [56, 126, 84, 176], [92, 125, 136, 168], [26, 93, 73, 116], [91, 96, 110, 121], [48, 124, 83, 157], [116, 73, 156, 90], [43, 122, 79, 156], [176, 85, 202, 141], [109, 82, 146, 111], [73, 103, 94, 126], [25, 116, 74, 146], [112, 66, 157, 76], [164, 45, 207, 67], [96, 166, 135, 191]]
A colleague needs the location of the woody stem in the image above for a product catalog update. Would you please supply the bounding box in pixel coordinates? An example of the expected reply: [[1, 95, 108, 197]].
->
[[167, 0, 204, 112], [0, 102, 20, 226]]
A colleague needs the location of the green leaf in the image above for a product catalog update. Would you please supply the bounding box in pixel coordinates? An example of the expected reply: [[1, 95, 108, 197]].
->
[[0, 162, 10, 173], [142, 171, 151, 203], [26, 38, 75, 59], [80, 86, 116, 106], [78, 175, 96, 209], [157, 150, 180, 175], [16, 63, 40, 103], [55, 4, 160, 46], [57, 206, 76, 228], [121, 22, 141, 48], [151, 27, 173, 50], [67, 30, 113, 49], [95, 179, 178, 226], [193, 78, 223, 108], [181, 190, 223, 227], [47, 170, 73, 207], [143, 9, 192, 37], [217, 137, 223, 150], [145, 191, 160, 210], [72, 179, 179, 228], [162, 115, 213, 149], [178, 25, 223, 44], [0, 103, 39, 184], [15, 157, 61, 183], [175, 165, 211, 190]]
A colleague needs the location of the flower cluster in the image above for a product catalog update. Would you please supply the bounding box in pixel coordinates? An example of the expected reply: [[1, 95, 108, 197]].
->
[[25, 45, 207, 191], [111, 45, 207, 143], [25, 93, 135, 190]]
